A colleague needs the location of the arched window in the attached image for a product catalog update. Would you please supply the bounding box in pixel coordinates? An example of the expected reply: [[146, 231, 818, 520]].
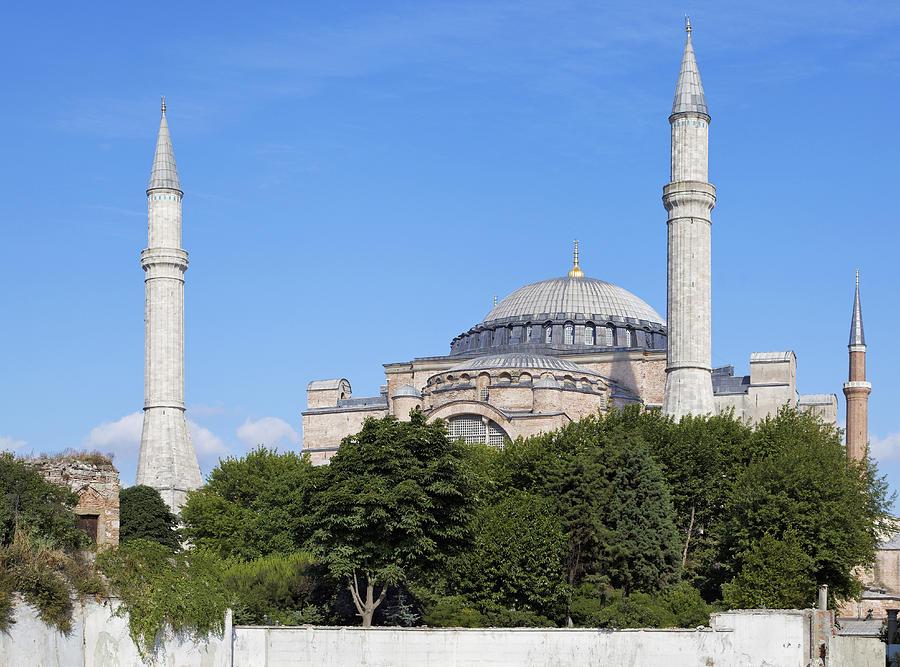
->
[[563, 322, 574, 345], [544, 324, 553, 344], [585, 324, 595, 345], [492, 329, 501, 346], [525, 323, 533, 343], [605, 325, 615, 346], [627, 327, 637, 347], [448, 415, 508, 447]]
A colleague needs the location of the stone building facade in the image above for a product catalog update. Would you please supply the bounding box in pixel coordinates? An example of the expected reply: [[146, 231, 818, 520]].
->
[[301, 25, 836, 463], [27, 456, 120, 547]]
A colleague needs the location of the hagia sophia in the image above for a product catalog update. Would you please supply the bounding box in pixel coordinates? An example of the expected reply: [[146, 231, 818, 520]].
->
[[299, 22, 839, 464], [129, 21, 896, 622]]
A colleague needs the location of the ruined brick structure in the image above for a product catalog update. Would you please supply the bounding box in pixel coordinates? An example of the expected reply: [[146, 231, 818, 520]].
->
[[27, 456, 120, 547]]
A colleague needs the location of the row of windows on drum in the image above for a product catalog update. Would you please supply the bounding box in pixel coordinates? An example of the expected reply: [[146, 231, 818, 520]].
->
[[460, 324, 652, 349]]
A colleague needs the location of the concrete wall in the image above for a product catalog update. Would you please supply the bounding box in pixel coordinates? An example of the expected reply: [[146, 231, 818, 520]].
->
[[1, 598, 231, 667], [2, 601, 883, 667], [232, 610, 882, 667]]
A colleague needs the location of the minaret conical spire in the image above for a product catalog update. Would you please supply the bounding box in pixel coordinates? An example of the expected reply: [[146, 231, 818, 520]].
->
[[148, 96, 182, 193], [849, 269, 866, 346], [671, 17, 709, 118]]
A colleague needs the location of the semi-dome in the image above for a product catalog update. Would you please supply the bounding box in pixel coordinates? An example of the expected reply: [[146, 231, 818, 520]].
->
[[392, 384, 422, 399], [483, 276, 664, 327], [449, 353, 601, 376]]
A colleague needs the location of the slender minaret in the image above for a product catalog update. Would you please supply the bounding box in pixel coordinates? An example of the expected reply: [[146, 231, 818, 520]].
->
[[843, 270, 870, 463], [662, 18, 716, 420], [136, 98, 202, 512]]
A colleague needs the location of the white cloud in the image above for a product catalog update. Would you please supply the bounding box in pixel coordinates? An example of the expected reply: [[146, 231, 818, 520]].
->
[[187, 420, 229, 456], [188, 402, 229, 418], [871, 432, 900, 462], [237, 417, 299, 448], [0, 435, 27, 453], [83, 412, 143, 452]]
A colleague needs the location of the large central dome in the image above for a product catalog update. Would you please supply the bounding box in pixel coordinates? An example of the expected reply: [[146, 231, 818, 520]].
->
[[483, 276, 665, 326]]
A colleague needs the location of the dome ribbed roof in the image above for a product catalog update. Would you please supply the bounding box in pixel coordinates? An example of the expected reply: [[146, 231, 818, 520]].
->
[[483, 277, 664, 326], [449, 353, 600, 376]]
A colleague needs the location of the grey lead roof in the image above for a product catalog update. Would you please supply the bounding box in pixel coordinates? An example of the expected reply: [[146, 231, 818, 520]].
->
[[849, 275, 866, 346], [483, 277, 665, 327], [450, 353, 601, 377], [148, 103, 182, 193], [671, 26, 709, 118]]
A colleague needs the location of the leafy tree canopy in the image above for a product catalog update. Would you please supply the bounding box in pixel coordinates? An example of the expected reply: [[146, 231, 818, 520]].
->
[[119, 485, 179, 550], [181, 447, 320, 560], [309, 411, 474, 626]]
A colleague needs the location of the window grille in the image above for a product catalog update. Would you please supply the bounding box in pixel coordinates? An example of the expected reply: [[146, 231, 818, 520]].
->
[[585, 325, 595, 345], [448, 416, 507, 447], [544, 325, 552, 344], [525, 326, 533, 343], [479, 388, 490, 402], [564, 323, 574, 344], [605, 325, 615, 346]]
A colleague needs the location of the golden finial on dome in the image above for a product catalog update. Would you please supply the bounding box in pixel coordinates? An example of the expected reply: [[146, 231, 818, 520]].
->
[[568, 239, 584, 278], [493, 295, 498, 306]]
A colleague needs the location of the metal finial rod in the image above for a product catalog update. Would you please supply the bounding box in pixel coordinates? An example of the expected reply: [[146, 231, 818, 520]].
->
[[568, 239, 584, 278], [685, 15, 691, 34], [161, 96, 166, 114], [856, 268, 859, 287], [493, 295, 498, 306]]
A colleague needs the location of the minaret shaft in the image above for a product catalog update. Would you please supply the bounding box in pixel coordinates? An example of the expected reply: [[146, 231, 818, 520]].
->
[[662, 26, 716, 419], [136, 103, 202, 513], [843, 275, 870, 463]]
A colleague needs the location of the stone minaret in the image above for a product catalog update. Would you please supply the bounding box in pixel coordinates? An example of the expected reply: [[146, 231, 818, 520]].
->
[[843, 271, 870, 463], [136, 99, 202, 512], [662, 19, 716, 420]]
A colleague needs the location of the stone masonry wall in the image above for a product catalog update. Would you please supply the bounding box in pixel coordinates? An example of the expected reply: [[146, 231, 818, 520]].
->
[[26, 456, 120, 547]]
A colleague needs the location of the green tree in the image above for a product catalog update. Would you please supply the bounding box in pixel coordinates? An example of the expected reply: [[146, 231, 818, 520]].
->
[[181, 447, 319, 560], [222, 552, 323, 625], [0, 452, 86, 550], [119, 485, 179, 550], [309, 412, 473, 627], [488, 419, 680, 611], [720, 407, 892, 604], [457, 491, 568, 622], [721, 531, 815, 609]]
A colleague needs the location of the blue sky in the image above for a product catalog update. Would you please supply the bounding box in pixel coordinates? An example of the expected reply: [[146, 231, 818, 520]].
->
[[2, 0, 899, 502]]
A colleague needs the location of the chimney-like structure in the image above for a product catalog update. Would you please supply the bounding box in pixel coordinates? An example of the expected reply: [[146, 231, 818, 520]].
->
[[136, 99, 202, 512], [843, 270, 870, 463], [662, 18, 716, 419]]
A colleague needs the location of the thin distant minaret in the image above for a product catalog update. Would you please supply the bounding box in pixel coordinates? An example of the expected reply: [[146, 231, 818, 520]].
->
[[843, 270, 870, 463], [136, 98, 202, 512], [662, 18, 716, 420]]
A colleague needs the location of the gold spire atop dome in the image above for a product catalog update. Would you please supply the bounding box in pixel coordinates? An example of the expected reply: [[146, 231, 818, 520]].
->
[[685, 15, 691, 35], [568, 239, 584, 278], [494, 295, 498, 306], [161, 95, 166, 115]]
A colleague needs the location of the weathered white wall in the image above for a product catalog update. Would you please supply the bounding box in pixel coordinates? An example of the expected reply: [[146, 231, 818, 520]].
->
[[831, 635, 884, 666], [1, 601, 883, 667], [231, 610, 882, 667], [1, 598, 231, 667]]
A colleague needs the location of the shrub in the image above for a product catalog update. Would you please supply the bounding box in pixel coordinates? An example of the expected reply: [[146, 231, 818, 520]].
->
[[98, 540, 229, 657]]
